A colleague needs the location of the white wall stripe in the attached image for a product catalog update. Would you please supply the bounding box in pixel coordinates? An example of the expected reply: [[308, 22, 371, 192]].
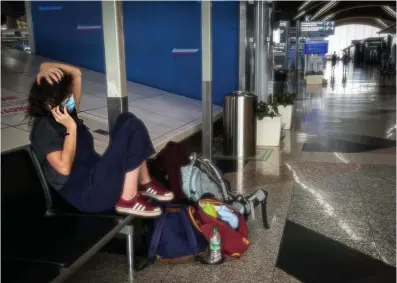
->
[[172, 48, 199, 54], [76, 25, 102, 30]]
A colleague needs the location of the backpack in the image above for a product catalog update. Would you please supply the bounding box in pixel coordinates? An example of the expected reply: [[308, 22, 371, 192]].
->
[[148, 205, 208, 263], [181, 153, 232, 203], [181, 153, 270, 228], [188, 199, 250, 259]]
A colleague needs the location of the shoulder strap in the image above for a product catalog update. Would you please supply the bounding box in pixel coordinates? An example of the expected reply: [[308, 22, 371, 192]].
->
[[148, 212, 168, 260], [180, 206, 200, 258], [197, 157, 233, 201]]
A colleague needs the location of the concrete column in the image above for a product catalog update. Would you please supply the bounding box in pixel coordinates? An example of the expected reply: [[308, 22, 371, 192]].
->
[[25, 0, 35, 54], [201, 0, 213, 160], [238, 1, 247, 91], [102, 0, 128, 135]]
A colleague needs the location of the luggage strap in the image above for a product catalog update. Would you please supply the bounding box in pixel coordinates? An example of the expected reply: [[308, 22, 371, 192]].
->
[[148, 211, 168, 260]]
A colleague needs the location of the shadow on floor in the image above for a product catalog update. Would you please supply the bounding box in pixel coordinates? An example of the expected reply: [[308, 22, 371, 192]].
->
[[276, 220, 396, 283]]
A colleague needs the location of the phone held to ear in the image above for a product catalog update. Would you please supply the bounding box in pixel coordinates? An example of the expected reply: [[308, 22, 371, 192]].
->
[[47, 105, 65, 114]]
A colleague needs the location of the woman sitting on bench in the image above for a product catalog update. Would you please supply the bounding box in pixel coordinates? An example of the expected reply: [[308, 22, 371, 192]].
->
[[27, 62, 173, 217]]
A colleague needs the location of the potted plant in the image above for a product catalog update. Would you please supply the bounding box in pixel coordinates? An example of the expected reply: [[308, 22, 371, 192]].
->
[[256, 101, 282, 147], [271, 92, 296, 130]]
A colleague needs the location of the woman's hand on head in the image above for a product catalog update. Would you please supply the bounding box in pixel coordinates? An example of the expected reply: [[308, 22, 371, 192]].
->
[[51, 106, 76, 130], [37, 67, 63, 85]]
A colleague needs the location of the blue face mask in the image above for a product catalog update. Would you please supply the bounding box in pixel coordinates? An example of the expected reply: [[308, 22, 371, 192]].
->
[[62, 96, 76, 112]]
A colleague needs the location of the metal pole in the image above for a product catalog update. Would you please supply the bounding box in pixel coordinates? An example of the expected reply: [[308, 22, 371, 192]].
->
[[295, 20, 300, 75], [254, 1, 262, 98], [261, 1, 269, 102], [285, 22, 290, 70], [267, 1, 274, 101], [126, 226, 134, 267], [102, 0, 128, 135], [25, 0, 35, 54], [249, 39, 255, 93], [238, 1, 247, 91], [201, 1, 213, 160]]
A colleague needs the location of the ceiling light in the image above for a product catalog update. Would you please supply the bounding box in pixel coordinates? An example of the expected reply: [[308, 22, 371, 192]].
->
[[298, 1, 313, 11], [294, 10, 306, 20], [374, 18, 388, 28], [382, 5, 396, 18], [322, 13, 336, 21], [312, 1, 338, 20]]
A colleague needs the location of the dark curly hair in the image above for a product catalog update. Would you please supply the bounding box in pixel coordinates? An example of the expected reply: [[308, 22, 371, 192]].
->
[[26, 70, 73, 125]]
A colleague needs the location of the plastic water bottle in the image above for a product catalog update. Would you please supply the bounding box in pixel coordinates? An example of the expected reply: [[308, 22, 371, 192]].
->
[[209, 227, 222, 263]]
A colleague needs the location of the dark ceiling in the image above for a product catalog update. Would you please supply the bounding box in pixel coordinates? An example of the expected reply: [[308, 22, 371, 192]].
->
[[1, 1, 25, 25], [274, 1, 396, 29]]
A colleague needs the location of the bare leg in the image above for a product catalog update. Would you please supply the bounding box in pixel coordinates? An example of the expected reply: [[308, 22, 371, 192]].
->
[[116, 162, 162, 216], [121, 165, 141, 200], [120, 160, 151, 200], [139, 160, 151, 185]]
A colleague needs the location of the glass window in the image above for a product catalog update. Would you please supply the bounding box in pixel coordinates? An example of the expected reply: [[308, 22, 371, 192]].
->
[[325, 24, 380, 55]]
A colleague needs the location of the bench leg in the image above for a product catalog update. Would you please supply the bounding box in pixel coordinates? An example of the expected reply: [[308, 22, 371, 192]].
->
[[126, 228, 134, 267], [120, 225, 134, 268]]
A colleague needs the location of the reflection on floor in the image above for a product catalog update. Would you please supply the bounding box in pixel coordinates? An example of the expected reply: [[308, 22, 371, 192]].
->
[[1, 47, 222, 153], [2, 50, 396, 283]]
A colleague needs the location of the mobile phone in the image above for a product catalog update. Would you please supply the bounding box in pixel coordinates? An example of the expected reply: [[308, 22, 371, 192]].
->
[[59, 106, 65, 114]]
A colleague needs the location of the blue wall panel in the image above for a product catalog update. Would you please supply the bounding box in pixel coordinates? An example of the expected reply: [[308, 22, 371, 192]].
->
[[212, 1, 239, 106], [123, 1, 238, 106], [32, 1, 238, 106], [123, 1, 202, 101], [31, 1, 105, 73]]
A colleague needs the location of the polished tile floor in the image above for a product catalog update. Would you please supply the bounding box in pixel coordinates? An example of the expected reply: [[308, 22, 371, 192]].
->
[[2, 50, 396, 283], [1, 47, 222, 153], [64, 63, 396, 283]]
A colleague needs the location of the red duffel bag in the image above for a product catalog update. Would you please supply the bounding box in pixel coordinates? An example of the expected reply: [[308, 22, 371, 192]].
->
[[187, 199, 250, 259]]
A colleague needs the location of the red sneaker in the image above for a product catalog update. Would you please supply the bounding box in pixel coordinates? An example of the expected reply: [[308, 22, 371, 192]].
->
[[115, 195, 162, 217], [140, 179, 174, 202]]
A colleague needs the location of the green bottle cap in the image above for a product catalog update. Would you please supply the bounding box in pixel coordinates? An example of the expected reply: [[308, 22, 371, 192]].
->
[[212, 227, 218, 232]]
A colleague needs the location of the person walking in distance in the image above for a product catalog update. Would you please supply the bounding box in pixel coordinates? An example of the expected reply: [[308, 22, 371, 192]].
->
[[381, 50, 390, 73], [331, 51, 337, 72], [342, 52, 349, 74]]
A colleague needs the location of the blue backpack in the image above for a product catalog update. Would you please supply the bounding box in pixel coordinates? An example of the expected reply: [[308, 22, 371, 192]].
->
[[148, 205, 208, 263]]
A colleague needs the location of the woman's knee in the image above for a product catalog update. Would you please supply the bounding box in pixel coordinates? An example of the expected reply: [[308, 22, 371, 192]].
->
[[112, 112, 139, 137], [116, 112, 138, 124], [112, 112, 149, 138]]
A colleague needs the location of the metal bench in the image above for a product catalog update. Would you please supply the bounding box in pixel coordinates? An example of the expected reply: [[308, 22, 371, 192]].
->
[[1, 146, 135, 283]]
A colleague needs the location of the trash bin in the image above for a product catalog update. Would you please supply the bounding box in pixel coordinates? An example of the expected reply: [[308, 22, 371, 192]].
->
[[223, 91, 257, 158]]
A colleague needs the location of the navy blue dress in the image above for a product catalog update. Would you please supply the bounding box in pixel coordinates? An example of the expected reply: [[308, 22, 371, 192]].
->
[[58, 112, 155, 213]]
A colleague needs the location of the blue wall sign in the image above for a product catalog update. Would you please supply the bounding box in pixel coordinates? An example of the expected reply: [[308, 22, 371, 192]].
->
[[304, 40, 329, 55], [38, 6, 63, 11]]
